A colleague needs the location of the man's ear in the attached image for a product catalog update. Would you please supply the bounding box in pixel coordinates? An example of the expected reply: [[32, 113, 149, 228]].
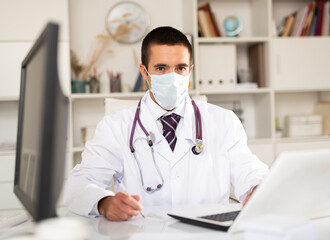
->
[[139, 64, 148, 80], [189, 64, 194, 73]]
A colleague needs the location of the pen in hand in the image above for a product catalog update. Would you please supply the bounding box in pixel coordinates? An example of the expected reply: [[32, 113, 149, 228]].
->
[[115, 178, 145, 218]]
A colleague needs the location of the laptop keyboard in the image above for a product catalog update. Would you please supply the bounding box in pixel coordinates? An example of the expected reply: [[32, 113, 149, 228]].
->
[[198, 210, 240, 222]]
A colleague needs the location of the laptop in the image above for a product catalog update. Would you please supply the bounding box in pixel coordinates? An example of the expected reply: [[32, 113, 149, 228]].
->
[[168, 148, 330, 232]]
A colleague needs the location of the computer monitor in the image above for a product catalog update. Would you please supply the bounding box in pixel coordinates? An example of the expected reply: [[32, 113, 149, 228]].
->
[[14, 22, 69, 222]]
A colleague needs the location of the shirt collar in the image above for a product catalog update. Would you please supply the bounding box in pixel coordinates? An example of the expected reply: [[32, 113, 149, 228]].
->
[[145, 90, 186, 121]]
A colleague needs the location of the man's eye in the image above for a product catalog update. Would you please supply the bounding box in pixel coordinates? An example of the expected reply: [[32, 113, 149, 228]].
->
[[156, 67, 165, 71], [176, 66, 187, 73]]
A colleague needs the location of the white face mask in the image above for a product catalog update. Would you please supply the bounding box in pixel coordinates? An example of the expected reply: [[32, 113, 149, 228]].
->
[[146, 69, 189, 110]]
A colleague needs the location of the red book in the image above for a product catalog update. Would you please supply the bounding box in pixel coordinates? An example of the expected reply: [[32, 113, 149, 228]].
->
[[316, 1, 324, 36], [198, 3, 220, 37]]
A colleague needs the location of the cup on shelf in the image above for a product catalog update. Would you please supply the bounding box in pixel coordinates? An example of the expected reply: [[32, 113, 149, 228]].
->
[[71, 79, 86, 93]]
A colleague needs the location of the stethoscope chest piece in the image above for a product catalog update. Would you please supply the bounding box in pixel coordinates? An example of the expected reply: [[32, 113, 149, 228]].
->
[[130, 97, 204, 191], [192, 140, 204, 155]]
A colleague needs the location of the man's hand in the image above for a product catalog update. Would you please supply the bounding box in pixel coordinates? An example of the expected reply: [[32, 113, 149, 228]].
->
[[98, 192, 143, 221], [243, 186, 258, 206]]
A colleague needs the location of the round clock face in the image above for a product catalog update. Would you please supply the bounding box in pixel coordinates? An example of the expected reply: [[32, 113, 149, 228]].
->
[[106, 2, 150, 44]]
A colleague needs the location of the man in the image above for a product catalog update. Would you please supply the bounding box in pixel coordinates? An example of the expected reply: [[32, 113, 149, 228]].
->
[[64, 26, 269, 221]]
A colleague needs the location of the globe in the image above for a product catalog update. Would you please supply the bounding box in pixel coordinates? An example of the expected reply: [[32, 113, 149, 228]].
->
[[223, 15, 243, 37]]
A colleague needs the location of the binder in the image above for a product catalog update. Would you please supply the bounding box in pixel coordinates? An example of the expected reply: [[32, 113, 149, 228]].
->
[[198, 44, 236, 92]]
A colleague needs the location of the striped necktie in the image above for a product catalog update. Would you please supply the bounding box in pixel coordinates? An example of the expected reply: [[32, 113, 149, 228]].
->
[[160, 113, 181, 151]]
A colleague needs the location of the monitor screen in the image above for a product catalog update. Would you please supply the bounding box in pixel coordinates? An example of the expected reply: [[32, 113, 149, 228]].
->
[[14, 23, 69, 221]]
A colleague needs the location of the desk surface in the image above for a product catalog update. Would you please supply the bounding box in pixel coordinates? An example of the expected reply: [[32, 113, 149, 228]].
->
[[84, 205, 234, 240], [2, 205, 330, 240]]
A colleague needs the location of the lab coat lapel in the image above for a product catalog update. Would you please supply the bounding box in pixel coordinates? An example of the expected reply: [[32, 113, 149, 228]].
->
[[171, 97, 195, 167], [137, 97, 173, 163]]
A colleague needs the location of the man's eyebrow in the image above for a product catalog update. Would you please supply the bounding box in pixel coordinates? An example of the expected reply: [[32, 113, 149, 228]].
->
[[176, 63, 189, 67], [153, 64, 169, 68]]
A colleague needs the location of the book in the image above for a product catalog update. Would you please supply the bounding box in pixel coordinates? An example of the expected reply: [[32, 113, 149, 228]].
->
[[277, 16, 288, 36], [316, 1, 324, 36], [212, 12, 223, 37], [301, 2, 316, 36], [198, 9, 213, 37], [132, 72, 143, 92], [281, 14, 296, 37], [322, 0, 330, 35], [310, 4, 320, 36], [198, 3, 220, 37], [248, 44, 265, 88], [291, 4, 310, 36]]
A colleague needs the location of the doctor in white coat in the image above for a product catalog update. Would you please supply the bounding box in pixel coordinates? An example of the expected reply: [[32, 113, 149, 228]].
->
[[64, 26, 269, 221]]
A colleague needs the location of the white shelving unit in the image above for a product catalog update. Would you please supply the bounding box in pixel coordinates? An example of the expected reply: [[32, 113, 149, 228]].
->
[[1, 0, 330, 211], [0, 0, 71, 211], [68, 0, 330, 166]]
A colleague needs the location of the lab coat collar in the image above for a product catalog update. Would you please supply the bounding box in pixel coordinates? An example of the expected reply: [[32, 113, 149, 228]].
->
[[135, 92, 195, 165], [134, 93, 172, 158], [145, 90, 185, 120]]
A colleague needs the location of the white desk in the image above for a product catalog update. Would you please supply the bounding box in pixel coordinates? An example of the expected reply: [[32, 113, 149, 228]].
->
[[2, 205, 330, 240], [84, 205, 235, 240]]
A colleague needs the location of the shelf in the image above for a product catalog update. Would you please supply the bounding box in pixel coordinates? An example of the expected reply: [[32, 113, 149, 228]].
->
[[248, 138, 274, 144], [0, 96, 19, 101], [201, 88, 271, 95], [273, 36, 330, 40], [72, 147, 84, 153], [71, 90, 197, 100], [274, 88, 330, 93], [198, 37, 269, 44], [70, 92, 146, 100], [0, 151, 15, 156], [275, 136, 330, 143]]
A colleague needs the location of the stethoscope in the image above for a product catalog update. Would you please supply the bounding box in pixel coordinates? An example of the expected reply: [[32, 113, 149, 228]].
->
[[129, 97, 204, 193]]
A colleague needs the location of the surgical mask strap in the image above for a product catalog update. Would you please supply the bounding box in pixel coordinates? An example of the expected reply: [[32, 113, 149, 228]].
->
[[144, 66, 151, 77]]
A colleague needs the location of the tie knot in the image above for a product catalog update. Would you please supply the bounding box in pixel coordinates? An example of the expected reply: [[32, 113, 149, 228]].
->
[[160, 113, 181, 132]]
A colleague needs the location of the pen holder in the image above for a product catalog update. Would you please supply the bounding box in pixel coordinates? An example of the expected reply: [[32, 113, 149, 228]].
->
[[71, 79, 86, 93]]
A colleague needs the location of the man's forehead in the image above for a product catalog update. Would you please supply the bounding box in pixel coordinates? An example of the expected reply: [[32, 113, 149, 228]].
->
[[149, 43, 189, 52], [149, 44, 190, 63]]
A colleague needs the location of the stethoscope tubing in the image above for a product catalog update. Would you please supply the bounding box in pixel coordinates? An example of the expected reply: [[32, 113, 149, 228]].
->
[[129, 97, 203, 193]]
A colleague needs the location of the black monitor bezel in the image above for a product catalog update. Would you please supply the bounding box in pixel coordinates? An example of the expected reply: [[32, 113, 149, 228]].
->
[[14, 23, 60, 221]]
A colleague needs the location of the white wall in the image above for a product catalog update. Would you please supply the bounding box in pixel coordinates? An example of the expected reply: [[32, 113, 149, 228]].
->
[[69, 0, 194, 92], [0, 0, 70, 210]]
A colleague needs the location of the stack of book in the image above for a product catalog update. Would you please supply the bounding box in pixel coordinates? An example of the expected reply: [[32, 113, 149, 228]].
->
[[277, 1, 330, 37], [197, 3, 222, 37]]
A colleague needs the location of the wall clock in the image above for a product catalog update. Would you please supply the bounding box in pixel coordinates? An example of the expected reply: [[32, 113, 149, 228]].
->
[[105, 1, 150, 44]]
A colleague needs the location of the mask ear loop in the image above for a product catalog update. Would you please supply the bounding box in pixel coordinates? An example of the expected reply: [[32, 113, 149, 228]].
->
[[144, 66, 152, 91], [144, 66, 151, 77]]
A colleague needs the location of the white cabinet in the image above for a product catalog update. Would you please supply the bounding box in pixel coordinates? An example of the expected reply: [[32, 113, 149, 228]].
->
[[272, 38, 330, 90], [0, 43, 33, 97]]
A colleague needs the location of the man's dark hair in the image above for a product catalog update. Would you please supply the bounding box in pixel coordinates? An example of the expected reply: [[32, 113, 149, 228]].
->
[[141, 26, 192, 69]]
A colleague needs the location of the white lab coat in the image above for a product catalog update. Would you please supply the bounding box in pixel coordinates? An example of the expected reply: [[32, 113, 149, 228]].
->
[[64, 93, 269, 217]]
